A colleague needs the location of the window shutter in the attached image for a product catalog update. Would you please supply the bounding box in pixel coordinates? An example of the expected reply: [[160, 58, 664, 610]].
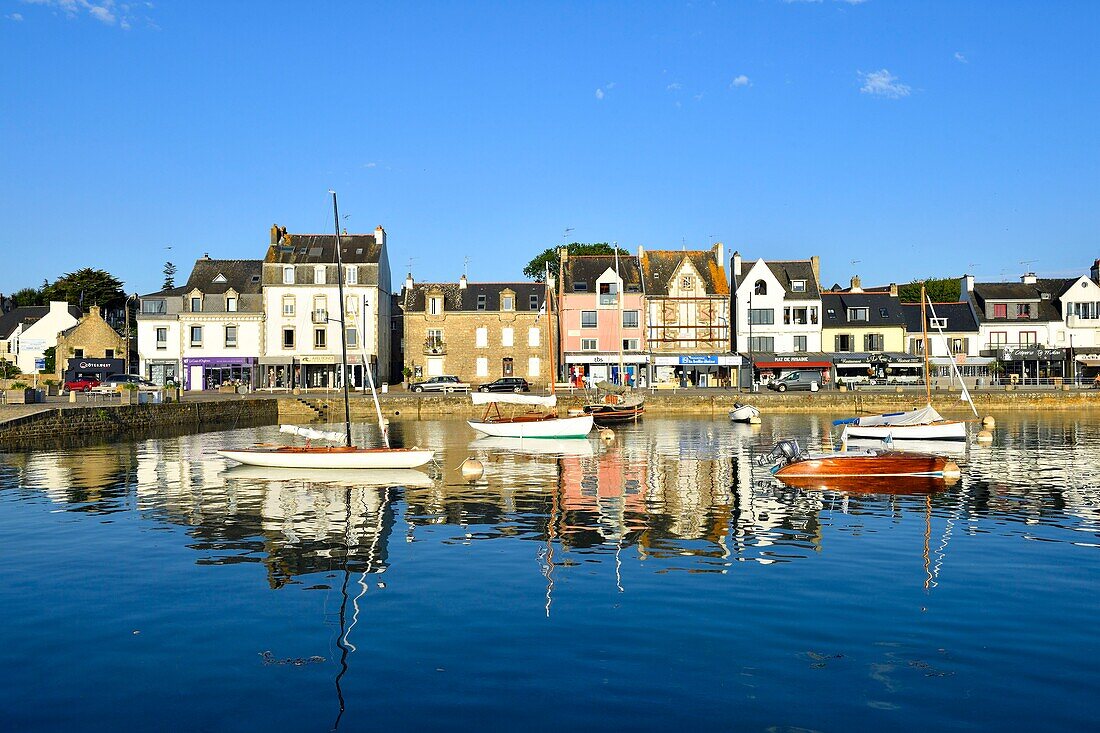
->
[[835, 334, 841, 351]]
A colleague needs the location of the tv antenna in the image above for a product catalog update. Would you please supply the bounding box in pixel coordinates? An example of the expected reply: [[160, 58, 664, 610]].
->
[[463, 256, 469, 278], [562, 227, 574, 242], [1020, 259, 1036, 272]]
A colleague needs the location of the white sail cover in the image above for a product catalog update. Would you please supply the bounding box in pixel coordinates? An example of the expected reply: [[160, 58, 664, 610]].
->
[[854, 405, 944, 427], [280, 424, 344, 442], [470, 392, 556, 408]]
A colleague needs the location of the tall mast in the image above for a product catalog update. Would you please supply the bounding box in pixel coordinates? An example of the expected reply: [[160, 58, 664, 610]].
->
[[614, 242, 624, 384], [330, 190, 353, 447], [921, 283, 931, 407]]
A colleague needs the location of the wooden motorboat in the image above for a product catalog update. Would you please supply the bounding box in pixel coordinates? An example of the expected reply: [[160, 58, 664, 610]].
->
[[467, 392, 594, 438], [583, 381, 645, 424], [728, 403, 760, 423], [758, 439, 960, 494]]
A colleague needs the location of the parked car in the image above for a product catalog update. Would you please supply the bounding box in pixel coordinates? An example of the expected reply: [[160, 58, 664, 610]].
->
[[63, 375, 101, 393], [477, 377, 530, 393], [92, 374, 159, 393], [767, 370, 821, 393], [408, 375, 471, 393]]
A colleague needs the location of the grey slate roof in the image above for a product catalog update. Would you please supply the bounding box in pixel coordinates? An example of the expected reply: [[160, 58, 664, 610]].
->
[[183, 259, 263, 295], [264, 233, 382, 265], [139, 286, 187, 299], [640, 247, 729, 296], [0, 305, 82, 339], [821, 292, 907, 327], [562, 255, 642, 292], [971, 281, 1063, 322], [901, 302, 979, 333], [403, 282, 545, 312], [763, 261, 821, 299]]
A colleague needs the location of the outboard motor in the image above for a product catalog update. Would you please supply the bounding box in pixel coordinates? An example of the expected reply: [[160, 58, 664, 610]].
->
[[756, 439, 805, 467]]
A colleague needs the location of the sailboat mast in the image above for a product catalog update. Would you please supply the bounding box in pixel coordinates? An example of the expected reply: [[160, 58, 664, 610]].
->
[[921, 283, 931, 407], [330, 190, 353, 448], [614, 243, 624, 384]]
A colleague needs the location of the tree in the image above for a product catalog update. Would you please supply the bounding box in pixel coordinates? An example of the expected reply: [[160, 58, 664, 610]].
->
[[163, 261, 177, 290], [44, 268, 125, 311], [0, 358, 18, 379], [898, 277, 961, 303], [42, 346, 56, 374], [10, 286, 46, 307], [523, 242, 629, 281]]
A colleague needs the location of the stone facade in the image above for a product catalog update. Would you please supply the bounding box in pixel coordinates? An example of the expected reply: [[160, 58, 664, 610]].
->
[[54, 306, 127, 379], [402, 276, 550, 387]]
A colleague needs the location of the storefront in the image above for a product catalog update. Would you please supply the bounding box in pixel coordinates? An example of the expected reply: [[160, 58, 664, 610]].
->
[[182, 356, 258, 391], [145, 359, 180, 387], [928, 356, 994, 388], [748, 353, 833, 389], [564, 353, 649, 388], [651, 354, 742, 388], [64, 358, 125, 383], [1074, 352, 1100, 385], [981, 346, 1066, 383], [833, 353, 924, 387]]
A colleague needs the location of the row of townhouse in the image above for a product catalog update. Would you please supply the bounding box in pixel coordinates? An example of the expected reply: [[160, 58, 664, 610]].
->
[[136, 225, 391, 391]]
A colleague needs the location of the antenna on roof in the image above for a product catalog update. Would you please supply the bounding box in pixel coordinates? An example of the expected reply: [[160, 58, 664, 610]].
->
[[463, 256, 469, 278], [562, 227, 574, 243], [1019, 259, 1036, 272], [406, 256, 416, 277], [850, 259, 861, 273]]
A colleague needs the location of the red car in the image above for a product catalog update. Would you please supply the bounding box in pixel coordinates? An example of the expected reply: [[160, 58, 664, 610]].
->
[[63, 376, 101, 393]]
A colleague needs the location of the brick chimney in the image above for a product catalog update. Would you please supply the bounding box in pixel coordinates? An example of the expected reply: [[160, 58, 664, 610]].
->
[[270, 224, 280, 245], [850, 276, 863, 293], [810, 256, 820, 287], [89, 305, 101, 319]]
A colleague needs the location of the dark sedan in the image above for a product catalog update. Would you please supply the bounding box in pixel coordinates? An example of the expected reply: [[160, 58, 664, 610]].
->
[[477, 377, 530, 393]]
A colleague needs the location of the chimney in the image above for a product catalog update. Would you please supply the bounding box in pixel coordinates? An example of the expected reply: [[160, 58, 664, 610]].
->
[[714, 242, 724, 268], [89, 305, 101, 319], [405, 273, 414, 291], [458, 274, 468, 289], [1021, 272, 1037, 284], [558, 246, 569, 263], [731, 251, 742, 278], [810, 255, 821, 287], [49, 301, 69, 317], [374, 225, 386, 248], [203, 252, 211, 260], [850, 275, 862, 293], [270, 224, 280, 245], [961, 274, 975, 295], [1092, 259, 1100, 284], [889, 282, 898, 297]]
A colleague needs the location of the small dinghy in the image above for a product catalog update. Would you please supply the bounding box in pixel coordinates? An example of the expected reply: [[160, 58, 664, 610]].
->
[[757, 439, 961, 494], [728, 403, 760, 423]]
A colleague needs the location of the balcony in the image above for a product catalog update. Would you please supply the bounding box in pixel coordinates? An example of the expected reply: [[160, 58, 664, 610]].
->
[[423, 339, 446, 355], [312, 309, 328, 324]]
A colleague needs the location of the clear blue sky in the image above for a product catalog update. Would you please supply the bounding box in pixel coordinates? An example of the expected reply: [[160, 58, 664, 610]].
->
[[2, 0, 1097, 296]]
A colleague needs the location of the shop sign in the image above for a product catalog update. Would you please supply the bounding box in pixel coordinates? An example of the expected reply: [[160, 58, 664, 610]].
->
[[995, 347, 1066, 361]]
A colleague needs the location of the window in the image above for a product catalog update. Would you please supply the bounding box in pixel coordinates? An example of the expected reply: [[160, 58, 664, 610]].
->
[[428, 296, 442, 315], [793, 335, 807, 352], [224, 325, 237, 347], [282, 266, 294, 285], [835, 334, 855, 352], [282, 295, 295, 316], [581, 338, 598, 351], [502, 327, 514, 347], [989, 331, 1007, 347], [1019, 331, 1037, 346], [791, 280, 806, 293], [848, 307, 869, 322], [530, 294, 539, 311], [622, 338, 640, 351], [748, 336, 774, 352], [864, 333, 884, 351], [502, 357, 514, 376], [476, 357, 489, 377], [581, 311, 597, 328], [599, 282, 618, 305], [993, 303, 1008, 319], [810, 307, 819, 324], [527, 357, 540, 377], [226, 296, 237, 313], [345, 266, 357, 285], [951, 337, 967, 354], [681, 276, 695, 291], [282, 328, 295, 348], [313, 296, 328, 323], [748, 308, 774, 325], [190, 296, 201, 312], [477, 294, 487, 310], [314, 266, 326, 285], [502, 295, 515, 311], [426, 329, 443, 349], [314, 328, 327, 349], [1016, 303, 1032, 319], [930, 317, 947, 329], [754, 279, 767, 296], [156, 327, 167, 349], [142, 300, 166, 315], [528, 327, 540, 347], [190, 326, 203, 347], [879, 307, 889, 318], [623, 310, 639, 329], [911, 339, 924, 355], [346, 328, 358, 348], [787, 307, 809, 325], [74, 349, 84, 359], [105, 349, 114, 359], [573, 282, 588, 292], [476, 327, 488, 348]]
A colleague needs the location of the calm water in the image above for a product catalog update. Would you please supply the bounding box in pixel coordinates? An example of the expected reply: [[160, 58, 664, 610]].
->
[[2, 413, 1100, 732]]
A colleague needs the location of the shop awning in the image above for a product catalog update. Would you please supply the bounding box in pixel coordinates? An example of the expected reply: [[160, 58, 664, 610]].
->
[[1077, 357, 1100, 366], [755, 361, 832, 369]]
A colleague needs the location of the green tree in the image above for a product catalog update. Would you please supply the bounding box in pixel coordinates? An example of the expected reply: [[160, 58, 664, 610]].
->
[[898, 277, 961, 303], [523, 242, 629, 281], [10, 286, 46, 307], [0, 358, 18, 379], [42, 346, 56, 374], [163, 261, 177, 290], [44, 268, 125, 310]]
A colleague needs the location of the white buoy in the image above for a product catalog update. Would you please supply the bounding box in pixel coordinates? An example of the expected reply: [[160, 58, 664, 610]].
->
[[976, 429, 993, 443], [982, 416, 996, 429], [460, 458, 484, 480], [599, 428, 615, 443]]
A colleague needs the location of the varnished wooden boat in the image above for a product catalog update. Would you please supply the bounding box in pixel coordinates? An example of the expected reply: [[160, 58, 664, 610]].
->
[[760, 440, 960, 494]]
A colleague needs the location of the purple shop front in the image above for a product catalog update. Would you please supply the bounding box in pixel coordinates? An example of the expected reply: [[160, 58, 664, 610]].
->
[[182, 357, 258, 391]]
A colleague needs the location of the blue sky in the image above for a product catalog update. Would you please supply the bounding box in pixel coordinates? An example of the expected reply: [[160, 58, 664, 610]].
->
[[1, 0, 1097, 296]]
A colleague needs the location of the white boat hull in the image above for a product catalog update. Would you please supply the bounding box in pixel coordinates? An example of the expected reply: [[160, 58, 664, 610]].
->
[[217, 448, 435, 469], [467, 414, 594, 439], [729, 404, 760, 422], [841, 421, 967, 442]]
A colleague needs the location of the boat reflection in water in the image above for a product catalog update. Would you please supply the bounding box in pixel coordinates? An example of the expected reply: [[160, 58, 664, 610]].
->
[[223, 464, 435, 488]]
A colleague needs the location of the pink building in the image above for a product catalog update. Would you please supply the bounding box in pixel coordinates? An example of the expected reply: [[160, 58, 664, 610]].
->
[[558, 252, 647, 387]]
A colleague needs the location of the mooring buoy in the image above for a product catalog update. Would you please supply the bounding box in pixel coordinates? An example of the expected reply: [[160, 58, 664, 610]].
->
[[460, 458, 484, 480]]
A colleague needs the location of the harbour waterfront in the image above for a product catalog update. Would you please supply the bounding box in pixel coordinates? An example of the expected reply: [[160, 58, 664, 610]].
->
[[2, 414, 1100, 731]]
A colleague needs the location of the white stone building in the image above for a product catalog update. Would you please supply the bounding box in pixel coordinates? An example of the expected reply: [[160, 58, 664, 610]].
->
[[730, 254, 822, 354]]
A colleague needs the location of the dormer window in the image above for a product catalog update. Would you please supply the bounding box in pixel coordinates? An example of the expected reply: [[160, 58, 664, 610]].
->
[[754, 280, 767, 296], [345, 266, 358, 285], [212, 273, 227, 284], [599, 282, 618, 305], [879, 307, 888, 318], [190, 294, 202, 312], [428, 295, 443, 315], [502, 293, 515, 311], [930, 317, 947, 329], [226, 293, 238, 312], [791, 280, 806, 293], [282, 266, 294, 285], [477, 295, 487, 311], [848, 307, 869, 322], [1016, 304, 1032, 319], [993, 303, 1007, 318], [314, 266, 326, 285]]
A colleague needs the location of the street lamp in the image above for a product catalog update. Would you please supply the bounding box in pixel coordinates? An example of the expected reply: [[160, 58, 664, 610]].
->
[[125, 292, 138, 375]]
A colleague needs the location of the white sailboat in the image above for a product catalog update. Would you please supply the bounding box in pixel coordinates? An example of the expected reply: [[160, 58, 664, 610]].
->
[[219, 191, 434, 470], [836, 285, 975, 443], [467, 392, 594, 438]]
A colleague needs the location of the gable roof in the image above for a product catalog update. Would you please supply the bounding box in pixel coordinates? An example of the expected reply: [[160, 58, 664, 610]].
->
[[562, 255, 642, 293], [403, 282, 545, 312], [0, 305, 83, 340], [970, 281, 1063, 322], [640, 248, 729, 296], [264, 233, 382, 265], [184, 259, 263, 295], [900, 302, 979, 333], [762, 260, 821, 299], [821, 292, 907, 327]]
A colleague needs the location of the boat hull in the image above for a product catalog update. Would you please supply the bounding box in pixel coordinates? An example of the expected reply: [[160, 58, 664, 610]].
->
[[841, 421, 967, 441], [218, 447, 434, 469], [583, 404, 645, 425], [774, 451, 958, 494], [729, 404, 760, 423], [467, 414, 594, 438]]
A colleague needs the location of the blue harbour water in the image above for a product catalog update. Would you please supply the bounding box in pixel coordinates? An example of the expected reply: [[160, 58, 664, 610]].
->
[[2, 413, 1100, 732]]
